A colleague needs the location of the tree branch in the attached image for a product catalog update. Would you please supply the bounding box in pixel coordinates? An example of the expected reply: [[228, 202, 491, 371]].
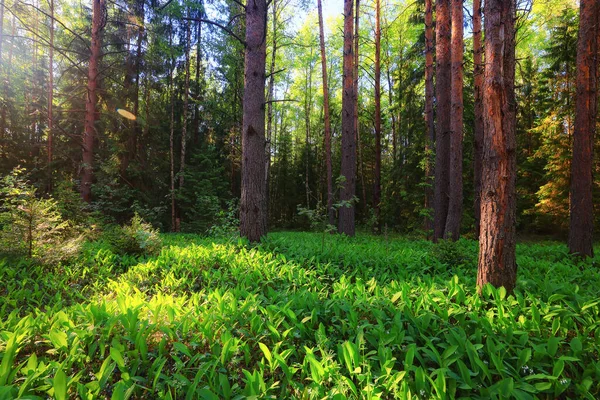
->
[[183, 17, 246, 47]]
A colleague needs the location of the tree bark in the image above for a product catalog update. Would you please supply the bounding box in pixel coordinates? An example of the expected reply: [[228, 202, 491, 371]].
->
[[318, 0, 334, 226], [240, 0, 268, 242], [354, 0, 366, 213], [477, 0, 517, 294], [266, 0, 277, 226], [473, 0, 484, 239], [373, 0, 381, 233], [169, 23, 176, 232], [444, 0, 464, 240], [80, 0, 105, 202], [179, 13, 191, 191], [47, 0, 54, 192], [433, 0, 451, 241], [568, 0, 599, 258], [424, 0, 434, 236], [338, 0, 356, 236], [192, 0, 204, 145]]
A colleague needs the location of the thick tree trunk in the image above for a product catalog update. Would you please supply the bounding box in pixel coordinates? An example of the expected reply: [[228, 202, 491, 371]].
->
[[240, 0, 268, 243], [477, 0, 517, 294], [373, 0, 381, 233], [433, 0, 451, 241], [81, 0, 105, 202], [338, 0, 356, 236], [47, 0, 54, 192], [444, 0, 464, 240], [569, 0, 599, 258], [318, 0, 334, 226], [424, 0, 434, 236], [473, 0, 484, 238], [354, 0, 366, 213]]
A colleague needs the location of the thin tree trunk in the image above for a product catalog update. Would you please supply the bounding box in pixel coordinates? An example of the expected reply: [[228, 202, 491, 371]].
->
[[179, 13, 191, 190], [444, 0, 464, 240], [473, 0, 484, 238], [424, 0, 434, 236], [569, 0, 599, 258], [338, 0, 356, 236], [304, 54, 313, 208], [80, 0, 105, 202], [47, 0, 54, 192], [0, 0, 4, 159], [373, 0, 381, 233], [433, 0, 452, 241], [192, 0, 203, 145], [169, 24, 176, 232], [240, 0, 268, 242], [266, 0, 277, 223], [318, 0, 334, 226], [477, 0, 517, 294]]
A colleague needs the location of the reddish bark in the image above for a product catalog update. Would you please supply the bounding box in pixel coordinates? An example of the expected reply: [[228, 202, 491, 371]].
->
[[318, 0, 334, 226], [569, 0, 599, 258], [477, 0, 517, 294], [240, 0, 268, 242], [338, 0, 356, 236], [80, 0, 105, 202], [424, 0, 434, 236], [373, 0, 381, 233], [473, 0, 484, 238], [433, 0, 451, 241], [444, 0, 464, 240], [354, 0, 366, 212]]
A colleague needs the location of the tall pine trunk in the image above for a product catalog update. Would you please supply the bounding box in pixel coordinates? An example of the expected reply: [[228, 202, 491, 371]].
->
[[318, 0, 334, 226], [473, 0, 484, 238], [433, 0, 451, 241], [338, 0, 356, 236], [568, 0, 599, 258], [169, 24, 176, 232], [424, 0, 434, 236], [240, 0, 268, 242], [192, 1, 204, 145], [477, 0, 517, 294], [81, 0, 105, 202], [47, 0, 54, 191], [444, 0, 464, 240], [373, 0, 381, 233]]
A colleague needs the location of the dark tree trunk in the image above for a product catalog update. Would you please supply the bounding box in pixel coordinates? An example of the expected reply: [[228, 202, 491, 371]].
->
[[433, 0, 451, 241], [240, 0, 268, 243], [81, 0, 105, 202], [47, 0, 54, 192], [179, 13, 191, 191], [424, 0, 434, 236], [444, 0, 464, 240], [473, 0, 484, 238], [373, 0, 381, 233], [354, 0, 366, 213], [569, 0, 599, 258], [338, 0, 356, 236], [318, 0, 334, 226], [169, 25, 176, 232], [192, 1, 204, 145], [477, 0, 517, 294]]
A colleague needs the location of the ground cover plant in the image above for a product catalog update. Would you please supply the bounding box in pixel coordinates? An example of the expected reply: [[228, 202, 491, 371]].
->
[[0, 232, 599, 399]]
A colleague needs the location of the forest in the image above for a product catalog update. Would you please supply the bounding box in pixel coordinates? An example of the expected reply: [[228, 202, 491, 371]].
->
[[1, 0, 600, 398]]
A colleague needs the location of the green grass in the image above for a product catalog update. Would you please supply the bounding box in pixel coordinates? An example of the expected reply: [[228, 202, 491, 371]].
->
[[1, 232, 599, 399]]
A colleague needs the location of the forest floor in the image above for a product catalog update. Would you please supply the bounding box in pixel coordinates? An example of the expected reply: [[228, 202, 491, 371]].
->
[[1, 232, 599, 399]]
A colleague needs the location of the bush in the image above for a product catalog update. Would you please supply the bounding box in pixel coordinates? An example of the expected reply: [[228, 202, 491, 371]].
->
[[0, 168, 83, 264], [101, 213, 162, 256]]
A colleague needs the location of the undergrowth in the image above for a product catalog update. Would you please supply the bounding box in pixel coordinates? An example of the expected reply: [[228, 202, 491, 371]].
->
[[0, 232, 599, 399]]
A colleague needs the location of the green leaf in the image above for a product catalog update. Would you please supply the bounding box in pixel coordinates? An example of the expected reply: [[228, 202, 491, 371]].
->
[[54, 368, 67, 400]]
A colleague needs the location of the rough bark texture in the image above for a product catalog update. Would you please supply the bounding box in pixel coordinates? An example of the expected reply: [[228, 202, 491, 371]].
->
[[477, 0, 517, 294], [444, 0, 464, 240], [354, 0, 366, 211], [81, 0, 105, 202], [373, 0, 381, 233], [240, 0, 268, 243], [338, 0, 356, 236], [265, 0, 277, 225], [424, 0, 434, 236], [473, 0, 484, 238], [318, 0, 334, 226], [433, 0, 451, 241], [569, 0, 599, 258]]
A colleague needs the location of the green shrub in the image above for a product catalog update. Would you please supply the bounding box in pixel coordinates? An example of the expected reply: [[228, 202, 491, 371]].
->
[[101, 213, 162, 256], [431, 238, 476, 268]]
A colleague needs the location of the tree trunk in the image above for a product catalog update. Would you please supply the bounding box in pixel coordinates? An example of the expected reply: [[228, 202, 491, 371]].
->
[[338, 0, 356, 236], [240, 0, 268, 243], [433, 0, 451, 241], [179, 13, 191, 191], [192, 1, 204, 145], [424, 0, 434, 236], [304, 53, 313, 208], [477, 0, 517, 294], [0, 0, 4, 159], [444, 0, 464, 240], [266, 0, 277, 226], [47, 0, 54, 192], [169, 24, 176, 232], [473, 0, 484, 238], [569, 0, 599, 258], [81, 0, 105, 202], [354, 0, 366, 214], [318, 0, 334, 226], [373, 0, 381, 233]]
